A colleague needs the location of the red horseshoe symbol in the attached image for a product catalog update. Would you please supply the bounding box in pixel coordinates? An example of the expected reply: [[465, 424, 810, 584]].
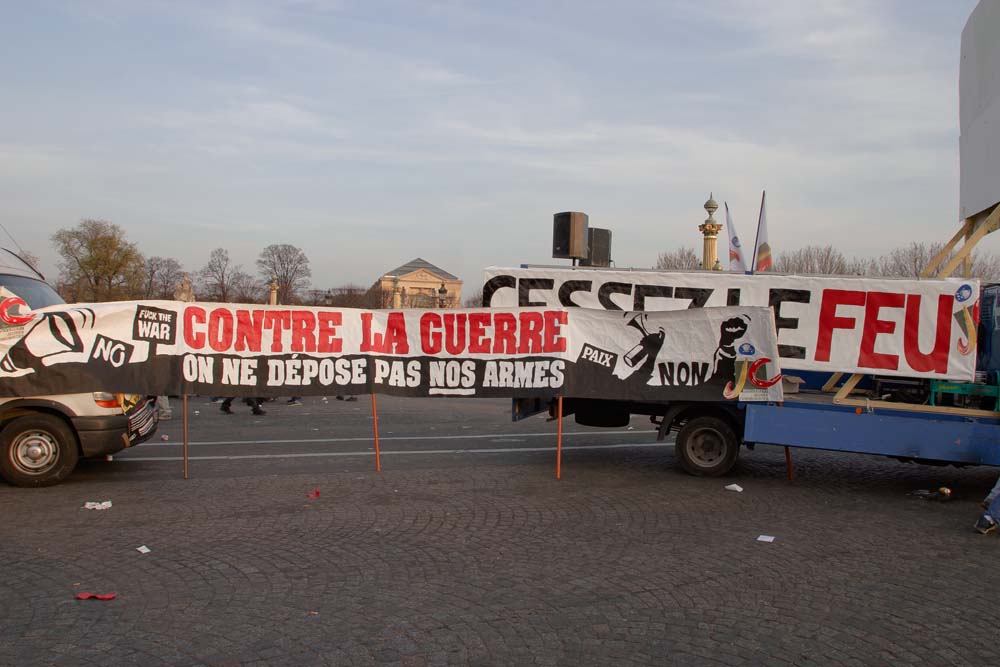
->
[[0, 297, 35, 325], [748, 357, 782, 388]]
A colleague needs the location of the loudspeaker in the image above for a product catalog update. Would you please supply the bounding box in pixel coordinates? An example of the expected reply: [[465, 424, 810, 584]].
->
[[581, 227, 612, 267], [552, 212, 589, 260]]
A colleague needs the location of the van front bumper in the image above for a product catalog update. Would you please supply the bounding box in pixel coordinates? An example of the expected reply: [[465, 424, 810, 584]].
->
[[72, 397, 158, 458]]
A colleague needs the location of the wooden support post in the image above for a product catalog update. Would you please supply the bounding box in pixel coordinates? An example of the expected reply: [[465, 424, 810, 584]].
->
[[924, 206, 1000, 279], [964, 224, 973, 278], [370, 394, 382, 472], [832, 373, 864, 404], [784, 446, 794, 481], [556, 396, 564, 480], [922, 219, 972, 277], [821, 372, 844, 393], [182, 395, 189, 480]]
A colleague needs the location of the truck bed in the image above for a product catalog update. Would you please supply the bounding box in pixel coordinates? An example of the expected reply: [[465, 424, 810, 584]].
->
[[743, 391, 1000, 466]]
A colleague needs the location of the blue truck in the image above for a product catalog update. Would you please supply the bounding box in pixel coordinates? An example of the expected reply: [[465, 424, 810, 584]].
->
[[489, 267, 1000, 477]]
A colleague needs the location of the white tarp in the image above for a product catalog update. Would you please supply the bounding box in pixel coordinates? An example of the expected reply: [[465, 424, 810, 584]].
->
[[483, 267, 979, 381]]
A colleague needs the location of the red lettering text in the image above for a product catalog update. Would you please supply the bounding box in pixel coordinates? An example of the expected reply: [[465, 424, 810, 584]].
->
[[903, 294, 952, 373], [815, 290, 865, 362], [184, 306, 206, 349], [858, 292, 904, 370]]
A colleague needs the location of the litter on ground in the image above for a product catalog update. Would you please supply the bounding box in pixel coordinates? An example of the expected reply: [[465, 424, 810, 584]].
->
[[724, 484, 744, 493], [83, 501, 112, 510], [757, 535, 776, 543], [75, 592, 117, 601], [307, 488, 321, 499], [136, 545, 151, 554]]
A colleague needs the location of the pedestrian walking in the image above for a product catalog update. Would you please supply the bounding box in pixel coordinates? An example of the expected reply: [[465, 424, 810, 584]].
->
[[156, 395, 172, 420], [974, 473, 1000, 534]]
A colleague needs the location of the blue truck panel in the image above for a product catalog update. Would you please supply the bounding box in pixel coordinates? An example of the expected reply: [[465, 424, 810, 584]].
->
[[744, 398, 1000, 465]]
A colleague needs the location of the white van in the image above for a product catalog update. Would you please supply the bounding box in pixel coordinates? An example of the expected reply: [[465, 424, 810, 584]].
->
[[0, 250, 158, 486]]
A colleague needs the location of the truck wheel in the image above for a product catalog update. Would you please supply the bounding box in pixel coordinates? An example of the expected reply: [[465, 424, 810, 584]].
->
[[675, 416, 738, 477], [0, 415, 80, 487]]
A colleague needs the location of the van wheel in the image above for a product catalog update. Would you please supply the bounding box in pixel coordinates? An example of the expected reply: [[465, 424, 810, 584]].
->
[[675, 416, 739, 477], [0, 415, 80, 487]]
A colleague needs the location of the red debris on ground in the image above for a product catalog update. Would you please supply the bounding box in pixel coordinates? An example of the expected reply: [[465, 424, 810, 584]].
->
[[307, 488, 320, 499], [75, 592, 117, 601]]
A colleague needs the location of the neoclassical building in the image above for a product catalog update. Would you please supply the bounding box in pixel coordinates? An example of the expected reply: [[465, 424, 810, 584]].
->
[[370, 258, 463, 308]]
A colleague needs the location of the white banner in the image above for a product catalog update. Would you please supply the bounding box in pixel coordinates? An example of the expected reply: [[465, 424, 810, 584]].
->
[[483, 267, 980, 381]]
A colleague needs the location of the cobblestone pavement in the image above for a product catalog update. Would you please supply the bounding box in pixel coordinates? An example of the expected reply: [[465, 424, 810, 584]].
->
[[2, 397, 999, 666]]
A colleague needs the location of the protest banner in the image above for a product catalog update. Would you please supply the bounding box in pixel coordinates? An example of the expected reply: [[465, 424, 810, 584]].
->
[[0, 290, 781, 403], [482, 267, 980, 381]]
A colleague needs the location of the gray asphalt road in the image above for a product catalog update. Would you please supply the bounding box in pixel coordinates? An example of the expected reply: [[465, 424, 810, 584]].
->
[[3, 396, 999, 666], [103, 395, 664, 478]]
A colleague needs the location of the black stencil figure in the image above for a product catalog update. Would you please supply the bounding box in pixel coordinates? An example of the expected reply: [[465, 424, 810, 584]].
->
[[621, 313, 666, 392], [708, 315, 751, 387], [0, 308, 95, 374]]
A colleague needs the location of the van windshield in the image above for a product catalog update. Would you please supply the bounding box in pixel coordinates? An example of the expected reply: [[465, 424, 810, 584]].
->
[[0, 275, 65, 309]]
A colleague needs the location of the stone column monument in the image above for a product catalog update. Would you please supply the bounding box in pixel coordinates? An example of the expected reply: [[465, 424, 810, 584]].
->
[[699, 193, 723, 270]]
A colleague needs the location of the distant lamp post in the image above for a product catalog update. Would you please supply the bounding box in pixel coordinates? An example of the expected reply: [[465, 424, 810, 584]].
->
[[438, 283, 448, 309], [268, 277, 279, 305]]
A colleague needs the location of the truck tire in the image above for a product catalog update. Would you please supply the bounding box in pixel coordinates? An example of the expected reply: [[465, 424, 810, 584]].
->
[[675, 416, 739, 477], [0, 414, 80, 487]]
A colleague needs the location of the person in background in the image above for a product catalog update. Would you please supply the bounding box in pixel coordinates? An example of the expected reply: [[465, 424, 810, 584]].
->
[[220, 397, 266, 416], [156, 395, 172, 420], [974, 474, 1000, 534]]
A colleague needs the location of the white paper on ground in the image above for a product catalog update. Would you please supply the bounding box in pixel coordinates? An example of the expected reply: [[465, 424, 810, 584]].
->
[[136, 545, 151, 554], [83, 501, 112, 510], [724, 484, 743, 493], [757, 535, 775, 543]]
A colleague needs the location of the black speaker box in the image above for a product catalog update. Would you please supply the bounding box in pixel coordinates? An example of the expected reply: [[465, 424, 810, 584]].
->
[[552, 212, 589, 260], [581, 227, 612, 266]]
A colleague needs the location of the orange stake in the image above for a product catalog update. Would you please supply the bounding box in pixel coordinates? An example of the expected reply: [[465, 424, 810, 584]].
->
[[556, 396, 564, 479], [182, 395, 189, 480], [370, 393, 382, 472], [784, 446, 794, 481]]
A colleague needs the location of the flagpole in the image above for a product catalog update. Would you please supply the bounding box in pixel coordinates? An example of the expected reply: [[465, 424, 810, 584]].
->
[[750, 190, 766, 275]]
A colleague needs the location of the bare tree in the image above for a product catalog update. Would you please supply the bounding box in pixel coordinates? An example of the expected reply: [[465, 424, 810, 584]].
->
[[51, 219, 145, 301], [197, 248, 245, 302], [256, 244, 311, 304], [231, 270, 263, 303], [463, 289, 483, 308], [870, 242, 1000, 280], [327, 284, 377, 308], [774, 245, 848, 275], [141, 256, 185, 299], [874, 242, 942, 278], [655, 247, 701, 271], [844, 256, 879, 276], [971, 252, 1000, 281]]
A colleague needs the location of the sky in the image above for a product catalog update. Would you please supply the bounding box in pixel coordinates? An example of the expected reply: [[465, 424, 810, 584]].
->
[[0, 0, 983, 297]]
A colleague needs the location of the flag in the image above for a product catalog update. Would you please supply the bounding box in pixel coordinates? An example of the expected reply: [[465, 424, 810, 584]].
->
[[724, 203, 748, 273], [753, 191, 773, 272]]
